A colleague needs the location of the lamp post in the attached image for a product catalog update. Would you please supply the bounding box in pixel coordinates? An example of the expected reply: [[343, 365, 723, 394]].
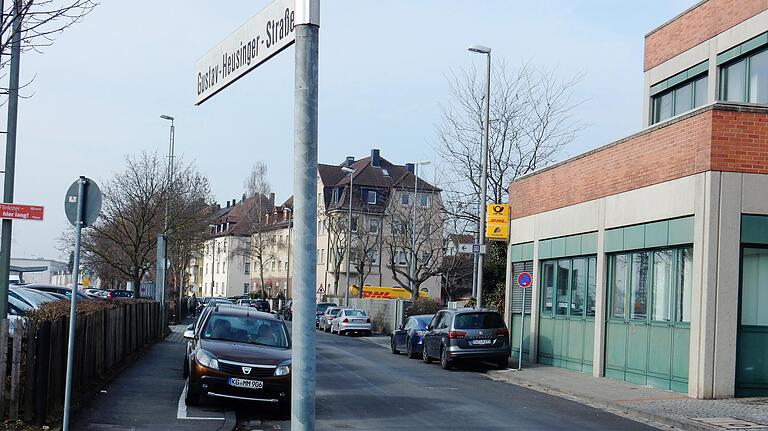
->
[[156, 114, 174, 330], [410, 161, 430, 299], [468, 44, 491, 308], [341, 166, 355, 306]]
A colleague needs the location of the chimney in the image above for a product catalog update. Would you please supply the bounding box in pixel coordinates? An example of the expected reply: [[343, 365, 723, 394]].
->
[[226, 200, 231, 208], [345, 156, 354, 167], [233, 197, 237, 206], [405, 163, 415, 174], [242, 193, 246, 201], [371, 149, 380, 168]]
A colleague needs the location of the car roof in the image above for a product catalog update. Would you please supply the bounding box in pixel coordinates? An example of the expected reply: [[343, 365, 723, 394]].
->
[[211, 304, 279, 320], [449, 308, 500, 314]]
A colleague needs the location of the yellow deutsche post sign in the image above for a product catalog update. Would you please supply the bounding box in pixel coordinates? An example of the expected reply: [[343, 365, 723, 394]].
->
[[486, 203, 510, 240]]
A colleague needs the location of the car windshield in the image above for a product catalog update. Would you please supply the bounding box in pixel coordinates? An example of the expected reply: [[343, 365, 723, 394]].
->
[[453, 312, 503, 329], [345, 310, 367, 317], [202, 314, 289, 348]]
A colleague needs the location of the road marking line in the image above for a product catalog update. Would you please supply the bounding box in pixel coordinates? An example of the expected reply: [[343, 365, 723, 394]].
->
[[176, 382, 226, 421]]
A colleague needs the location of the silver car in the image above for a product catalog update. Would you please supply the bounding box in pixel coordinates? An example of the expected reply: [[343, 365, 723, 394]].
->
[[320, 307, 345, 332], [330, 308, 371, 336]]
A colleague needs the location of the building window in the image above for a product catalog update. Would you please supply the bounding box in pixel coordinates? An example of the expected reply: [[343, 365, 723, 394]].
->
[[272, 261, 276, 271], [366, 190, 377, 204], [420, 250, 431, 264], [721, 48, 768, 104], [243, 283, 249, 294], [244, 262, 250, 275], [396, 250, 407, 266], [216, 262, 220, 274], [369, 218, 379, 235], [205, 263, 208, 275], [540, 256, 597, 318], [222, 261, 226, 272], [401, 192, 409, 205], [332, 188, 339, 203], [320, 250, 325, 265], [651, 74, 707, 124], [279, 235, 283, 245], [609, 247, 692, 323], [420, 193, 430, 208], [350, 217, 358, 232], [368, 249, 378, 265], [541, 261, 554, 314]]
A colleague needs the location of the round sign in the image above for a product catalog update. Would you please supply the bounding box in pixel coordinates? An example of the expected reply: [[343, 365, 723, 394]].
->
[[517, 271, 532, 288], [65, 177, 102, 227]]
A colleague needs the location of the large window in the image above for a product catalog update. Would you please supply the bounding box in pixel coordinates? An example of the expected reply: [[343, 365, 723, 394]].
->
[[651, 74, 707, 124], [540, 256, 597, 319], [721, 48, 768, 104], [608, 247, 692, 324], [740, 248, 768, 326]]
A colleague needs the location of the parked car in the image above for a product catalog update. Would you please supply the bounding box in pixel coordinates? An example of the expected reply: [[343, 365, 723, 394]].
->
[[319, 306, 345, 332], [10, 286, 58, 309], [315, 302, 337, 328], [422, 308, 510, 370], [236, 299, 271, 313], [25, 284, 90, 300], [390, 314, 433, 358], [183, 305, 291, 409], [83, 288, 108, 299], [207, 298, 233, 308], [104, 289, 135, 299], [330, 308, 371, 336], [183, 303, 221, 378]]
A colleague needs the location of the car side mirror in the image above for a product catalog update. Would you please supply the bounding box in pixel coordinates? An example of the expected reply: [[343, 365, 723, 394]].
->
[[183, 330, 195, 339], [186, 324, 194, 330]]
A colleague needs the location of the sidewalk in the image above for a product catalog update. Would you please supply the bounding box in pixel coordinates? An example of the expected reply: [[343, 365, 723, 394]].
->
[[486, 364, 768, 431], [72, 319, 236, 431]]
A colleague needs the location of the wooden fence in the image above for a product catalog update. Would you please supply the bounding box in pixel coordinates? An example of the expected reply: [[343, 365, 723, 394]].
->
[[0, 301, 161, 425]]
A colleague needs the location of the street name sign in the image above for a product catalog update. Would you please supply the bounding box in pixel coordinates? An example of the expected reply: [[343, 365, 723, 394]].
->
[[0, 203, 43, 221], [195, 0, 297, 105], [485, 204, 510, 240], [458, 243, 486, 254]]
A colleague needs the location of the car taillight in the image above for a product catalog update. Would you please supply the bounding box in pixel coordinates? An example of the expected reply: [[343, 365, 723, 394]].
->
[[448, 331, 466, 339], [415, 330, 425, 336], [343, 318, 349, 323], [496, 329, 509, 337], [107, 292, 113, 299]]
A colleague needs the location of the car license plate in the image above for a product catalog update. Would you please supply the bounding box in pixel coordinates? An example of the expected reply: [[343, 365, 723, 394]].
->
[[470, 339, 492, 345], [228, 377, 263, 389], [353, 319, 365, 323]]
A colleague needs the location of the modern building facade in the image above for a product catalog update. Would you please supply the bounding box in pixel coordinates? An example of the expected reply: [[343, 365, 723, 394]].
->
[[505, 0, 768, 399]]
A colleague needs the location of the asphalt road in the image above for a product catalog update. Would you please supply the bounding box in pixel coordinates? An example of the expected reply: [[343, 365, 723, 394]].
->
[[234, 328, 661, 431]]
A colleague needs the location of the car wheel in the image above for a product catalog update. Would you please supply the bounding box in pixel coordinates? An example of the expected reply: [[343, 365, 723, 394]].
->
[[390, 337, 399, 354], [497, 356, 509, 370], [406, 339, 418, 359], [184, 380, 199, 406], [337, 329, 343, 336], [422, 345, 432, 364], [440, 346, 453, 370], [324, 325, 330, 333]]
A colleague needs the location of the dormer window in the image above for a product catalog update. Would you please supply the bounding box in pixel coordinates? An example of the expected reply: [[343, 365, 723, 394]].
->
[[332, 188, 339, 203], [366, 190, 377, 205]]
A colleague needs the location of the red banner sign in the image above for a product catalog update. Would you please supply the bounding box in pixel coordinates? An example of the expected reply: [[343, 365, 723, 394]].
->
[[0, 204, 44, 221]]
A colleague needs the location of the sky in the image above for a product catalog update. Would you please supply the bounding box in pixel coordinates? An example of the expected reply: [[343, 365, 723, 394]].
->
[[5, 0, 698, 260]]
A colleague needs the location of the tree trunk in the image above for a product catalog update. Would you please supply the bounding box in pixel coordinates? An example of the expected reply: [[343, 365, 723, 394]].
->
[[133, 275, 142, 299]]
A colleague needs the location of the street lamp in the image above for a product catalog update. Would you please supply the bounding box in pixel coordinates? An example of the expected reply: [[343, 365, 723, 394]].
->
[[410, 161, 430, 299], [468, 44, 491, 308], [158, 114, 174, 328], [341, 166, 355, 306]]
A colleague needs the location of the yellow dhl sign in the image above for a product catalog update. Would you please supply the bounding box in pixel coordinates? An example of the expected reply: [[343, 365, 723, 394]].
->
[[349, 285, 428, 299], [486, 203, 510, 240]]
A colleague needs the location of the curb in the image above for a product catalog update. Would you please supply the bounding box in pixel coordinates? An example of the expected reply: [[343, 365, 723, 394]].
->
[[218, 410, 237, 431], [485, 370, 716, 431]]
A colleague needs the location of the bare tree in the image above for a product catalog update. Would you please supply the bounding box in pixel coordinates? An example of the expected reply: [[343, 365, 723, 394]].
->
[[236, 162, 277, 296], [383, 194, 456, 300], [322, 210, 349, 297], [69, 151, 214, 298], [349, 213, 380, 297], [436, 60, 585, 225], [0, 0, 97, 89]]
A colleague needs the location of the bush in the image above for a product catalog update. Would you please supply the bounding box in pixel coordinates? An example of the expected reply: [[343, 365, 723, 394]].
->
[[25, 298, 155, 323], [406, 298, 442, 317]]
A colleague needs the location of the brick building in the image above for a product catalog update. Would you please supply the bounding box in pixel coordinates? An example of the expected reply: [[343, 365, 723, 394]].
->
[[505, 0, 768, 399]]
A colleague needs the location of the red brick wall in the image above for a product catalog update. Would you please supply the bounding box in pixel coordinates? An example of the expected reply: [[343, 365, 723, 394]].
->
[[508, 106, 768, 219], [644, 0, 768, 71]]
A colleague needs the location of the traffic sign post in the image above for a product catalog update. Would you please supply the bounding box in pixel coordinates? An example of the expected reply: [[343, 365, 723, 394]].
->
[[458, 243, 486, 255], [62, 177, 101, 431], [516, 271, 532, 371]]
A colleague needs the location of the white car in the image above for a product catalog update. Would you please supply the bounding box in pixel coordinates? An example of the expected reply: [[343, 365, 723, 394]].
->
[[331, 308, 371, 336]]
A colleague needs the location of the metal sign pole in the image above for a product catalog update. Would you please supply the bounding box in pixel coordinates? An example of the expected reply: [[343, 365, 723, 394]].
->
[[62, 177, 86, 431], [292, 1, 319, 429], [518, 287, 525, 371]]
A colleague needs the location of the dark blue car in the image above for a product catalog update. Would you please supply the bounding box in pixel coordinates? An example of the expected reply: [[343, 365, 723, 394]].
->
[[390, 314, 433, 358]]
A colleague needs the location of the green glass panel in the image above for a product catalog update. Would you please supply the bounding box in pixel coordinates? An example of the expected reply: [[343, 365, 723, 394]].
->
[[736, 328, 768, 388], [717, 46, 741, 65], [605, 322, 627, 370], [539, 239, 552, 259], [625, 371, 647, 386], [647, 376, 672, 391], [554, 319, 567, 359], [647, 326, 672, 377], [521, 242, 534, 261], [626, 324, 649, 373], [644, 221, 668, 248], [567, 320, 584, 363], [671, 381, 689, 394], [605, 368, 625, 380], [624, 225, 645, 250], [551, 237, 566, 258], [581, 232, 597, 254], [605, 229, 623, 253], [565, 235, 582, 256], [669, 217, 694, 245], [672, 327, 690, 382], [742, 215, 768, 245], [583, 321, 595, 365], [538, 317, 554, 356], [742, 33, 768, 55], [511, 245, 523, 262]]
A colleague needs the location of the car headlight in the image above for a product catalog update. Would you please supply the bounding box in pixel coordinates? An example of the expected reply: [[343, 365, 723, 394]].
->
[[274, 362, 291, 376], [195, 349, 219, 370]]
